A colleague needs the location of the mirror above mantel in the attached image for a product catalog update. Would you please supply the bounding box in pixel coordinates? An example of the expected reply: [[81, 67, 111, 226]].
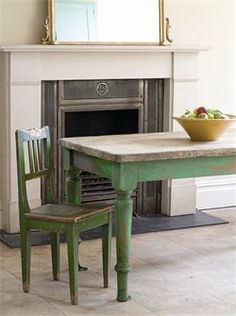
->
[[42, 0, 172, 45]]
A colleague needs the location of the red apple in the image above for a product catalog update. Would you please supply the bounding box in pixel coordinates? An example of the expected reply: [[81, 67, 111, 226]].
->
[[195, 106, 208, 115]]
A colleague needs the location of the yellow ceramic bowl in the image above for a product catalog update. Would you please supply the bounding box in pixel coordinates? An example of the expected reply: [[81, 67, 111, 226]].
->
[[173, 114, 236, 141]]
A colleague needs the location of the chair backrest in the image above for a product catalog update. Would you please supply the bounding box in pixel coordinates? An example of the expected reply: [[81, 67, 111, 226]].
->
[[15, 126, 56, 216]]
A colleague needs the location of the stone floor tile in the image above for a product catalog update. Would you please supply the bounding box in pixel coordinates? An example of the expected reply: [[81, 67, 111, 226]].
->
[[131, 288, 236, 314], [156, 294, 236, 316], [0, 207, 235, 315], [49, 292, 158, 316], [205, 286, 236, 307], [0, 266, 66, 316]]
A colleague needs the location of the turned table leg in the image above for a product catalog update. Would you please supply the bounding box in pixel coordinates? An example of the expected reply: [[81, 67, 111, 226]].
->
[[115, 190, 133, 302], [66, 167, 82, 204], [66, 166, 88, 272]]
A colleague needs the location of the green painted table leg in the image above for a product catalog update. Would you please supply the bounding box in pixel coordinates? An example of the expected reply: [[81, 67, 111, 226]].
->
[[65, 166, 88, 272], [115, 190, 133, 302], [66, 167, 82, 204], [102, 212, 112, 288]]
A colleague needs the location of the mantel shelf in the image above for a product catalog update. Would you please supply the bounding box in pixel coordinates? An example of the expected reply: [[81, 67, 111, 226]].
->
[[0, 44, 210, 53]]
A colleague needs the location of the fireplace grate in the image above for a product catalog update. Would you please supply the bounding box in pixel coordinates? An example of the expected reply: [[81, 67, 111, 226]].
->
[[81, 171, 115, 200], [81, 171, 137, 204]]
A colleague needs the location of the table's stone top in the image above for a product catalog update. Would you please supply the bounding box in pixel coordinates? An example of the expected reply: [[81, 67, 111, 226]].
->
[[60, 130, 236, 163]]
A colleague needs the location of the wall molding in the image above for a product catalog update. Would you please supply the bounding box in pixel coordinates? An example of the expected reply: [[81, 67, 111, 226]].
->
[[173, 77, 199, 82], [9, 80, 41, 86], [196, 175, 236, 210]]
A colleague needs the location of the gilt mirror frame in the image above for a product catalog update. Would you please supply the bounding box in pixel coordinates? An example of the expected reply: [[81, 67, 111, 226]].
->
[[42, 0, 172, 45]]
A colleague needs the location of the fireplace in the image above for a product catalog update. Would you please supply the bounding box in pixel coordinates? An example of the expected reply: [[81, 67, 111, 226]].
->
[[42, 79, 165, 216], [0, 44, 205, 232]]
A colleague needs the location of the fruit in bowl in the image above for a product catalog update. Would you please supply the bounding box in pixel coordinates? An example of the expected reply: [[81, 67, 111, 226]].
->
[[181, 107, 231, 120], [173, 107, 236, 141]]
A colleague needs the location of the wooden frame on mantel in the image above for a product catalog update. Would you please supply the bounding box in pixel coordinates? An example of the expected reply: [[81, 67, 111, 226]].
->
[[42, 0, 172, 46]]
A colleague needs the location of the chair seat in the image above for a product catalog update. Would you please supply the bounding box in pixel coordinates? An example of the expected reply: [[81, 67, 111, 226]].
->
[[25, 203, 113, 223]]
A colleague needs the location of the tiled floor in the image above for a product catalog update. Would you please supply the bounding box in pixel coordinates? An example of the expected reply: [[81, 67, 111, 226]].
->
[[0, 208, 236, 316]]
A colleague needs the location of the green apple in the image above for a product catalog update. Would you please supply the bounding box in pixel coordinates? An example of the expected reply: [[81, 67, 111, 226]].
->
[[186, 112, 197, 118], [208, 108, 223, 114], [207, 112, 215, 119], [214, 112, 222, 119]]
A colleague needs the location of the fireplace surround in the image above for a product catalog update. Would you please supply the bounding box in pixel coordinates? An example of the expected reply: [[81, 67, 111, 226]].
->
[[42, 79, 165, 215], [0, 44, 208, 233]]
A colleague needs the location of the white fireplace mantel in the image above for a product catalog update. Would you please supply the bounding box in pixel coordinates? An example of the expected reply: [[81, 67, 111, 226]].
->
[[0, 44, 208, 233], [0, 44, 209, 53]]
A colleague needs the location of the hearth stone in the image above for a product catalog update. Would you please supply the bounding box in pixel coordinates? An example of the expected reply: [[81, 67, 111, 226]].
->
[[0, 211, 228, 248]]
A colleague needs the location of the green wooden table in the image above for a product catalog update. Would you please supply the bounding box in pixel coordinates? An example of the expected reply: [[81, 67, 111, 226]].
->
[[60, 130, 236, 302]]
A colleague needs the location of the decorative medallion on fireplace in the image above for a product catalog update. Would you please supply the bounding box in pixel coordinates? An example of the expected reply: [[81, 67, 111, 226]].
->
[[42, 79, 165, 216], [96, 82, 109, 96]]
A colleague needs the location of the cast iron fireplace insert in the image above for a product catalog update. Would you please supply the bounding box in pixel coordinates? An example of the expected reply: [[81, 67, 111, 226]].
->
[[42, 79, 165, 216]]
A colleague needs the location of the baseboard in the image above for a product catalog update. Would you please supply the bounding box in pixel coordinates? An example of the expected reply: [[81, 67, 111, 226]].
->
[[196, 175, 236, 210]]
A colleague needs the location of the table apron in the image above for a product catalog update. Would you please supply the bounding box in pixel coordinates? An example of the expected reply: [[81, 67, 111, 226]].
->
[[64, 149, 236, 191], [136, 155, 236, 182]]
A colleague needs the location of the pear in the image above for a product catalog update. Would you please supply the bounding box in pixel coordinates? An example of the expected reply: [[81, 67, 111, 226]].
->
[[197, 113, 208, 119]]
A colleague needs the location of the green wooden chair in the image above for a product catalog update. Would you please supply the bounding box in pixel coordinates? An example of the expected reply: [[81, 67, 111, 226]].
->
[[15, 126, 113, 305]]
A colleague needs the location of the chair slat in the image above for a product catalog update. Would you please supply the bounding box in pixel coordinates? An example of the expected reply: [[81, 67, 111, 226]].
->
[[21, 128, 47, 142], [28, 141, 35, 173], [37, 139, 43, 170], [32, 140, 39, 172], [25, 169, 51, 180]]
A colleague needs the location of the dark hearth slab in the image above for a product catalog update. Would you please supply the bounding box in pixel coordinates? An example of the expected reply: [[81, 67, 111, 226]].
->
[[0, 211, 228, 248]]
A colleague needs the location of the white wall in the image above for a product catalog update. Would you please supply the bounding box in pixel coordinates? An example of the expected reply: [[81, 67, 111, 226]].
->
[[0, 0, 47, 44], [166, 0, 236, 210], [167, 0, 235, 113]]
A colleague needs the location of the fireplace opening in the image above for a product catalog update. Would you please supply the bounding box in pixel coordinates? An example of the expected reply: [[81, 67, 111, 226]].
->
[[63, 108, 139, 208], [65, 109, 139, 137], [42, 79, 166, 216]]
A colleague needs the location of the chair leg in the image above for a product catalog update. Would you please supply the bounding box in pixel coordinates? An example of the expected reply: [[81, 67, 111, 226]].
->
[[78, 237, 88, 272], [102, 212, 112, 288], [20, 229, 31, 293], [51, 232, 60, 281], [66, 227, 79, 305], [78, 261, 88, 272]]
